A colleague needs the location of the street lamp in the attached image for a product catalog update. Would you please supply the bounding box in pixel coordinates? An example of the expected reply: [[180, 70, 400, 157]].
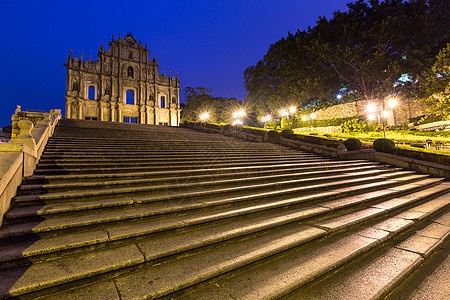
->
[[199, 112, 209, 132], [301, 113, 316, 132], [261, 115, 272, 127], [199, 112, 209, 121], [280, 107, 296, 129], [232, 109, 245, 133], [289, 106, 296, 114], [366, 100, 398, 138]]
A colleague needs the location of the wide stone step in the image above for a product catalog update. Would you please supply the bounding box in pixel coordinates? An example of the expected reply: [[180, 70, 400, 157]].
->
[[24, 161, 373, 184], [35, 155, 325, 169], [10, 173, 436, 231], [39, 151, 318, 160], [1, 177, 443, 260], [18, 164, 383, 195], [12, 168, 408, 205], [163, 193, 449, 300], [1, 183, 448, 299], [285, 210, 450, 300], [33, 157, 335, 175], [41, 147, 302, 154]]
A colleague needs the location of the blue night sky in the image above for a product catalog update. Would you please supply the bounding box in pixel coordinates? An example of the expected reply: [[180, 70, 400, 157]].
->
[[0, 0, 350, 127]]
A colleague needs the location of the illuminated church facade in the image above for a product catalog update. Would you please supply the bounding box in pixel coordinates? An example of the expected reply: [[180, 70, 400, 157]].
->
[[64, 33, 181, 126]]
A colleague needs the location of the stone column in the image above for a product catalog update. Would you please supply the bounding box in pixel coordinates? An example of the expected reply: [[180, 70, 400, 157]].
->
[[65, 100, 71, 119], [118, 103, 123, 122], [99, 102, 107, 121], [110, 102, 116, 122], [77, 100, 83, 120], [154, 107, 158, 125], [139, 105, 145, 124]]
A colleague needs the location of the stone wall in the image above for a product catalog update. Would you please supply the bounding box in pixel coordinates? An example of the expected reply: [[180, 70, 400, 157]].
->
[[313, 99, 428, 125]]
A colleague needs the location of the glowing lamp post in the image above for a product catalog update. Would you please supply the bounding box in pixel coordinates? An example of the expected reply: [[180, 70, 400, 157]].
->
[[199, 112, 209, 121], [302, 113, 316, 132], [280, 106, 296, 129], [366, 99, 398, 138], [261, 115, 272, 127], [199, 112, 209, 132], [232, 109, 245, 133]]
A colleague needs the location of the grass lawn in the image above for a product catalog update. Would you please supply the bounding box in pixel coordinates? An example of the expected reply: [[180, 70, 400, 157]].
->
[[303, 130, 450, 145]]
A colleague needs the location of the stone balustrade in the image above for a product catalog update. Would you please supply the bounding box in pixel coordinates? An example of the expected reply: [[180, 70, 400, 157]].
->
[[0, 107, 61, 225]]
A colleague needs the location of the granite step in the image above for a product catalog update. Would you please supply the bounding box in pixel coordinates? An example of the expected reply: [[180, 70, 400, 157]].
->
[[24, 161, 374, 184], [0, 173, 430, 244], [2, 177, 444, 265], [12, 168, 409, 205], [33, 157, 335, 174], [35, 156, 327, 169], [282, 204, 450, 300], [17, 164, 384, 195], [38, 152, 320, 161], [8, 175, 437, 229], [163, 193, 449, 300], [1, 184, 448, 299]]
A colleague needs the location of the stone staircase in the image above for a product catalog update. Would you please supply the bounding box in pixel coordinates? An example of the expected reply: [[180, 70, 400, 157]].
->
[[0, 119, 448, 299]]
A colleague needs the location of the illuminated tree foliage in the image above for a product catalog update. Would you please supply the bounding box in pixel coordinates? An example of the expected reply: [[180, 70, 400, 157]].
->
[[181, 87, 243, 123], [419, 43, 450, 117], [244, 0, 450, 114]]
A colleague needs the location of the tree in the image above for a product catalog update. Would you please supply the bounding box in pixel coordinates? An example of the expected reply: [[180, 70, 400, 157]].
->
[[244, 0, 450, 114], [181, 87, 243, 123], [419, 43, 450, 117]]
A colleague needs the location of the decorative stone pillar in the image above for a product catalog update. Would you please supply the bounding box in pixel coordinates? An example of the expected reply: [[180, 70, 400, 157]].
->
[[77, 100, 83, 120], [65, 100, 71, 119], [139, 105, 145, 124], [110, 103, 116, 122], [337, 139, 347, 156], [118, 103, 123, 122], [99, 102, 108, 121], [11, 120, 36, 150], [154, 107, 158, 125]]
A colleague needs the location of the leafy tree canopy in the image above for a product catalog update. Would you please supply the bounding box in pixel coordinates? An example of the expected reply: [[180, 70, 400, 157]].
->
[[419, 43, 450, 117], [181, 86, 243, 123], [244, 0, 450, 117]]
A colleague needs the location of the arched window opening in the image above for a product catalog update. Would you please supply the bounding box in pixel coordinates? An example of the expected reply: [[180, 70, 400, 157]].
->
[[127, 66, 134, 78], [126, 90, 134, 105], [88, 86, 95, 100], [160, 96, 165, 108], [129, 52, 133, 59]]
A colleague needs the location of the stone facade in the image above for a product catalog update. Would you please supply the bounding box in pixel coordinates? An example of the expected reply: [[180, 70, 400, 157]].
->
[[64, 33, 181, 126], [314, 99, 428, 125]]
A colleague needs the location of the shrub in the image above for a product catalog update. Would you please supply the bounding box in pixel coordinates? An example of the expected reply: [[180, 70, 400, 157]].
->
[[341, 118, 367, 133], [265, 120, 278, 129], [410, 143, 425, 148], [267, 130, 280, 144], [341, 119, 367, 132], [281, 129, 294, 138], [373, 138, 396, 153], [344, 138, 362, 150], [280, 117, 289, 129]]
